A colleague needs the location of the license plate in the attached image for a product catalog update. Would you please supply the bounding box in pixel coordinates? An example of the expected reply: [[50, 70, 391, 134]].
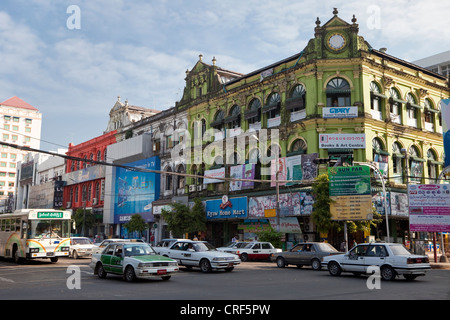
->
[[157, 269, 167, 275], [46, 252, 54, 257], [228, 263, 233, 267]]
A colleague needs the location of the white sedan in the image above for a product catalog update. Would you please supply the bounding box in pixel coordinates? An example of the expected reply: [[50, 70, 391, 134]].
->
[[155, 240, 240, 273], [322, 242, 431, 281]]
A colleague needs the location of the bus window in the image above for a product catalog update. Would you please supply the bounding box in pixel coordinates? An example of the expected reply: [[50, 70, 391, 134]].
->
[[21, 221, 27, 239], [29, 220, 71, 239]]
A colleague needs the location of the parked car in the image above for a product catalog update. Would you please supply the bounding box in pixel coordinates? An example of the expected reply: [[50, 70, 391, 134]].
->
[[233, 241, 281, 261], [156, 238, 185, 247], [69, 237, 96, 259], [89, 241, 178, 282], [271, 242, 342, 270], [322, 242, 431, 281], [216, 241, 249, 253], [92, 238, 144, 254], [155, 239, 240, 273]]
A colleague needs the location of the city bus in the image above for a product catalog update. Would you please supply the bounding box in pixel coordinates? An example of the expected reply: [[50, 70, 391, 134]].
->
[[0, 209, 72, 263]]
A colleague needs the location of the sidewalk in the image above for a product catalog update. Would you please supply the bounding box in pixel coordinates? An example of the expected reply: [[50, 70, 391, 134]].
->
[[427, 253, 450, 269]]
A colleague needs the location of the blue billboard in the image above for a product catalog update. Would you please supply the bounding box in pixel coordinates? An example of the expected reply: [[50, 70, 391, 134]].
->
[[205, 196, 247, 220], [114, 156, 160, 224]]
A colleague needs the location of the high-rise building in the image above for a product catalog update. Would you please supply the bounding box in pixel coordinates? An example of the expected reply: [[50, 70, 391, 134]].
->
[[0, 96, 41, 210]]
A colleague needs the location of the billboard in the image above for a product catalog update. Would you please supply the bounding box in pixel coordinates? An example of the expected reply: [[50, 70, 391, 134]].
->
[[319, 134, 366, 149], [114, 156, 160, 224], [328, 166, 373, 221], [408, 184, 450, 232]]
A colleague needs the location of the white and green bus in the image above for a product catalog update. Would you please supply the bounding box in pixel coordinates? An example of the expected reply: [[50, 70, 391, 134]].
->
[[0, 209, 72, 263]]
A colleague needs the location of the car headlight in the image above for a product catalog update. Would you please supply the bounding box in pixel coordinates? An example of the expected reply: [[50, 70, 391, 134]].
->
[[30, 248, 39, 253], [61, 247, 70, 252]]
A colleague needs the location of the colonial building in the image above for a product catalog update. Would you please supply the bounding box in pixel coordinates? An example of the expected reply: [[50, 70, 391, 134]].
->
[[174, 9, 449, 247]]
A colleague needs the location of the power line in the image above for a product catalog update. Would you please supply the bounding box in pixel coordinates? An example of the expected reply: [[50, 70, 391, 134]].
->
[[1, 141, 316, 185]]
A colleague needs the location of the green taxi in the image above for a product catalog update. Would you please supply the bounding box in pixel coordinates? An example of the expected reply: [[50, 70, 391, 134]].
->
[[90, 241, 179, 282]]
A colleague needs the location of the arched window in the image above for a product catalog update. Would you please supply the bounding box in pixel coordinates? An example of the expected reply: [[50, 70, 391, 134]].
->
[[372, 138, 388, 163], [406, 93, 419, 128], [225, 105, 241, 129], [427, 149, 438, 183], [290, 139, 307, 154], [176, 164, 185, 190], [164, 166, 172, 191], [287, 84, 306, 122], [424, 98, 437, 132], [263, 92, 281, 127], [370, 82, 384, 120], [210, 109, 225, 139], [409, 145, 423, 183], [389, 88, 403, 124], [326, 77, 351, 107], [392, 142, 404, 184], [245, 98, 262, 126]]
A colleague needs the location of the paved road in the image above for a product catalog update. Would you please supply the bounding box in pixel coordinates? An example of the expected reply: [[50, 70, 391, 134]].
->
[[0, 257, 449, 302]]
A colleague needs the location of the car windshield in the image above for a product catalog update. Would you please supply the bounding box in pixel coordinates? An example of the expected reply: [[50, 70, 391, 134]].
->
[[193, 242, 216, 252], [124, 244, 156, 256], [389, 244, 412, 256], [316, 243, 339, 252], [72, 238, 92, 245]]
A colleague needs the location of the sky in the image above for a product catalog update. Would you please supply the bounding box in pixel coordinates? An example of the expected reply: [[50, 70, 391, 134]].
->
[[1, 0, 449, 151]]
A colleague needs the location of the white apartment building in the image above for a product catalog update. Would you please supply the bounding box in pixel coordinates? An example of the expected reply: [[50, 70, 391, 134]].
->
[[0, 96, 42, 211], [413, 50, 450, 77]]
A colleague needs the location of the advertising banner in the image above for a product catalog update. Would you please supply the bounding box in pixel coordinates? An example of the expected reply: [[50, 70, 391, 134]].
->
[[229, 164, 255, 191], [328, 166, 372, 221], [408, 184, 450, 232], [441, 99, 450, 167], [248, 192, 314, 218], [205, 196, 247, 220], [319, 134, 366, 149], [204, 167, 225, 184], [114, 156, 160, 224], [271, 154, 318, 187]]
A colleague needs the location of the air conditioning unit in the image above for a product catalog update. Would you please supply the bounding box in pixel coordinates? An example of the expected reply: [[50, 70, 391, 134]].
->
[[188, 185, 196, 192], [197, 185, 203, 191]]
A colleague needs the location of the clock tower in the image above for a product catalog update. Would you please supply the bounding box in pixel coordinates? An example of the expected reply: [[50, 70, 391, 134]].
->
[[311, 8, 366, 60]]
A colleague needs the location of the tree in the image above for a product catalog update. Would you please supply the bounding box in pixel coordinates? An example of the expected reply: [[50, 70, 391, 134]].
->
[[124, 214, 148, 238], [73, 208, 95, 235], [161, 198, 206, 237], [311, 173, 338, 234], [256, 228, 283, 248]]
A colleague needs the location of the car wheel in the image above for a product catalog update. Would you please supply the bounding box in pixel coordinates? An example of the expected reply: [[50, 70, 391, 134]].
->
[[380, 266, 396, 281], [311, 258, 321, 271], [240, 253, 248, 262], [97, 264, 107, 279], [328, 261, 342, 276], [72, 250, 78, 259], [225, 267, 234, 272], [125, 266, 136, 282], [276, 257, 286, 268], [200, 259, 212, 273], [161, 276, 171, 281]]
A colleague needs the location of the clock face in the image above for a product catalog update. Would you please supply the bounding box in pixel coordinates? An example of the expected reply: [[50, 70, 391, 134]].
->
[[328, 33, 346, 51]]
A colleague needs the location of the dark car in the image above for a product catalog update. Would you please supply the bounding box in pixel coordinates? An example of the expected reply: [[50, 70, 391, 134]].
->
[[271, 242, 342, 270]]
